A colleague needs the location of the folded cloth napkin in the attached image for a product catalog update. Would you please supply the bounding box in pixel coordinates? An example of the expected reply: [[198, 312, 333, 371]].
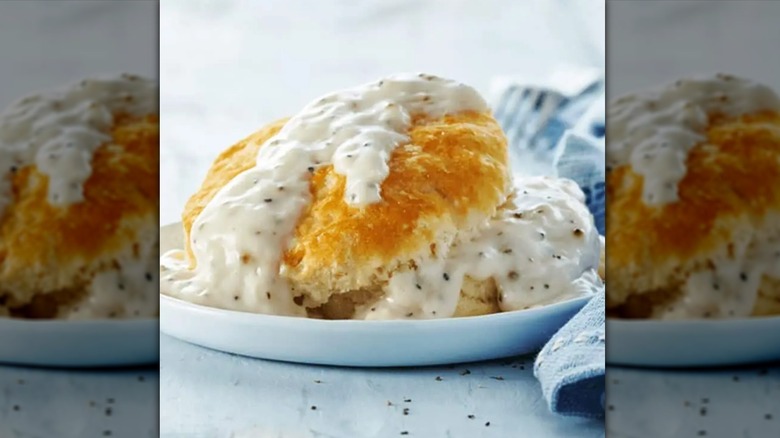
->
[[555, 130, 605, 235], [492, 77, 606, 419]]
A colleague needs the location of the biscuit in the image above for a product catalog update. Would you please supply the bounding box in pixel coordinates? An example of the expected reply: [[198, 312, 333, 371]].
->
[[0, 75, 159, 319], [607, 75, 780, 319]]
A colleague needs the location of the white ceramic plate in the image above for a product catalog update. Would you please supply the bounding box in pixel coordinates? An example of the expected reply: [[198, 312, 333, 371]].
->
[[0, 318, 158, 367], [160, 222, 589, 367], [607, 317, 780, 368]]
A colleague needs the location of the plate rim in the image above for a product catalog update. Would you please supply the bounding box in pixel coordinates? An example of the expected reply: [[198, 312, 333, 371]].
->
[[606, 316, 780, 368], [160, 288, 591, 367], [0, 317, 159, 367], [0, 317, 158, 325], [607, 315, 780, 328]]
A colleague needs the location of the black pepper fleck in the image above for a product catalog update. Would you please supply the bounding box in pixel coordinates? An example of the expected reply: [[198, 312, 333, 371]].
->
[[403, 408, 409, 415], [485, 422, 491, 427], [435, 376, 442, 381], [264, 198, 273, 203], [443, 273, 450, 281], [311, 405, 317, 410], [468, 414, 475, 419]]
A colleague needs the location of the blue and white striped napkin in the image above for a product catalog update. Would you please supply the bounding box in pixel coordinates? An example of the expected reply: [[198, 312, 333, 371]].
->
[[492, 76, 606, 419]]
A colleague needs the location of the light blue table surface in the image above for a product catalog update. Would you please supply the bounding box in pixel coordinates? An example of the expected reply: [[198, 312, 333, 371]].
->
[[160, 335, 602, 437], [0, 365, 158, 438]]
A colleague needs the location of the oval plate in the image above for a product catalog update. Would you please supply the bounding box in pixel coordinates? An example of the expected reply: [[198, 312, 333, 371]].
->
[[0, 318, 158, 367], [607, 317, 780, 368], [160, 222, 589, 367]]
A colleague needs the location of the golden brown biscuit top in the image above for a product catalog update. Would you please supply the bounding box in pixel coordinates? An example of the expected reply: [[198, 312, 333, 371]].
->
[[608, 110, 780, 268], [0, 113, 159, 280], [183, 111, 509, 270], [607, 74, 780, 206]]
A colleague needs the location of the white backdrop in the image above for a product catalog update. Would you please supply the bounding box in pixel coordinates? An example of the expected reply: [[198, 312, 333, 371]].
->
[[609, 0, 780, 97], [0, 0, 157, 107]]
